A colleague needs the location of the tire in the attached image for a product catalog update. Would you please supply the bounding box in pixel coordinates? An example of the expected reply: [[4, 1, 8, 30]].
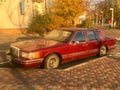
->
[[99, 46, 107, 56], [43, 54, 60, 69]]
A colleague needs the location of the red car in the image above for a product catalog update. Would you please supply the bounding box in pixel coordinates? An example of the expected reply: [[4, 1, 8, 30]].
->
[[8, 28, 116, 69]]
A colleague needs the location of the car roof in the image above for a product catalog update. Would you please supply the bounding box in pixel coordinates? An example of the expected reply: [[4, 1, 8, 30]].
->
[[57, 27, 98, 32]]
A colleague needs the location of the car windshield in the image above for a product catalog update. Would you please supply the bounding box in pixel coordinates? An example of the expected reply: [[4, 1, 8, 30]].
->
[[44, 29, 72, 42]]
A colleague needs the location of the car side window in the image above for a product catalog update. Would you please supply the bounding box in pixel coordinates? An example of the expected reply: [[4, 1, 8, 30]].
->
[[87, 30, 98, 41], [72, 32, 85, 42]]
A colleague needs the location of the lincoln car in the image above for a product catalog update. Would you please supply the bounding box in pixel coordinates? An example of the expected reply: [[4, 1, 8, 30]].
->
[[7, 28, 116, 69]]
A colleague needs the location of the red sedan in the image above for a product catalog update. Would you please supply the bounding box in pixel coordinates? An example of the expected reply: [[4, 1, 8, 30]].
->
[[8, 28, 116, 69]]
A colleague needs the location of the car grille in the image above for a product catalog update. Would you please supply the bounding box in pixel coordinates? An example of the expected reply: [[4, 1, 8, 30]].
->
[[10, 46, 20, 58]]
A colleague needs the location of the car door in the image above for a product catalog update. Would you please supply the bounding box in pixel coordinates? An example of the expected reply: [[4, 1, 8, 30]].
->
[[70, 31, 89, 60], [86, 30, 99, 56]]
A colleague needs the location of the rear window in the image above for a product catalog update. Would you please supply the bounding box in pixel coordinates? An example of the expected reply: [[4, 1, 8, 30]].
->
[[96, 30, 105, 40], [87, 31, 98, 41]]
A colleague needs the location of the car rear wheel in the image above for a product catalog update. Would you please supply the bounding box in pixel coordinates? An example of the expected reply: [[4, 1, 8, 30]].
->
[[99, 46, 107, 56], [43, 54, 60, 69]]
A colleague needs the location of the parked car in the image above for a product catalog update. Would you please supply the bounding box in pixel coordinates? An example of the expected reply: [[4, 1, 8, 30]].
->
[[7, 28, 116, 69]]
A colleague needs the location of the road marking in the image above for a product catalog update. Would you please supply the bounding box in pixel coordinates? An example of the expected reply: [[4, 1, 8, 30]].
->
[[114, 53, 120, 56], [116, 38, 120, 40], [109, 53, 120, 56], [116, 53, 120, 55]]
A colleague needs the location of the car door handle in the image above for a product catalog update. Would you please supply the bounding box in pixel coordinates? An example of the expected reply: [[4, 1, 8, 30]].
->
[[82, 42, 88, 46]]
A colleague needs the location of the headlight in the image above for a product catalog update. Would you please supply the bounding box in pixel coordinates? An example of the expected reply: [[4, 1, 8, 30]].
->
[[20, 51, 40, 59]]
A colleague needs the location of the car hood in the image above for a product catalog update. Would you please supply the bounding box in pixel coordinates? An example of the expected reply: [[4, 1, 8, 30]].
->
[[11, 38, 63, 52]]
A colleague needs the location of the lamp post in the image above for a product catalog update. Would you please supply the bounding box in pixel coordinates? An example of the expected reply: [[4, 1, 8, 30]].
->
[[101, 11, 103, 26], [95, 12, 98, 25], [110, 8, 114, 27], [45, 0, 47, 14]]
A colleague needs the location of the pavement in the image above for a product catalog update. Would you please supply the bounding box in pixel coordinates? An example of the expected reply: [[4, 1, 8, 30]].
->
[[0, 56, 120, 90], [0, 30, 120, 90]]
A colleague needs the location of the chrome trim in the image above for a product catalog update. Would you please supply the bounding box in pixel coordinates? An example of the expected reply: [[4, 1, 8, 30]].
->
[[89, 49, 98, 53], [11, 45, 20, 57], [13, 58, 44, 64], [62, 49, 98, 59], [24, 59, 43, 63]]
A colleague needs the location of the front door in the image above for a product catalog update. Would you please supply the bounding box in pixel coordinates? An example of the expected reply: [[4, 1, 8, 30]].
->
[[70, 31, 89, 60]]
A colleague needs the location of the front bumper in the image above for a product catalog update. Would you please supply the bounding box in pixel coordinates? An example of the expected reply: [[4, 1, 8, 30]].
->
[[11, 57, 44, 67]]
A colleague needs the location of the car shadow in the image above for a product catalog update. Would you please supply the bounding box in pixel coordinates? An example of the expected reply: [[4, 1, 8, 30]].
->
[[0, 42, 13, 61], [0, 55, 118, 69], [58, 56, 98, 69], [0, 55, 98, 69]]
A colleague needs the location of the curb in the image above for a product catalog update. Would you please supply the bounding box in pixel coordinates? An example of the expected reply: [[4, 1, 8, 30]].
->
[[116, 37, 120, 40], [64, 56, 106, 71]]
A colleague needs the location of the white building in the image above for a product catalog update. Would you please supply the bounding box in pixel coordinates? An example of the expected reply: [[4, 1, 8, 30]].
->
[[0, 0, 45, 29]]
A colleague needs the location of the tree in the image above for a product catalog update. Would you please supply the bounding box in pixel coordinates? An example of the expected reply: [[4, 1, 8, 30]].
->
[[28, 14, 53, 35], [28, 13, 63, 35], [50, 0, 89, 26], [93, 0, 120, 26]]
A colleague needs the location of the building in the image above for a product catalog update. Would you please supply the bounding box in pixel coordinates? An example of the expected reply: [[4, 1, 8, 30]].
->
[[0, 0, 45, 30]]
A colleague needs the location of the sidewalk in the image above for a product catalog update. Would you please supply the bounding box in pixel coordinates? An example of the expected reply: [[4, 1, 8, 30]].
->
[[0, 57, 119, 90], [94, 25, 120, 40]]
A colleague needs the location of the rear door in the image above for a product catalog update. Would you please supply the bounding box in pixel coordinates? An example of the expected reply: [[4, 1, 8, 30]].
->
[[86, 30, 100, 56]]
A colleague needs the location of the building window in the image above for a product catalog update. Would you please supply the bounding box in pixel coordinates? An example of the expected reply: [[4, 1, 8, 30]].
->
[[0, 0, 6, 2], [0, 0, 6, 5]]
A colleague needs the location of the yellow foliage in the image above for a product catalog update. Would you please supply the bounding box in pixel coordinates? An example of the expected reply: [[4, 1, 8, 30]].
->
[[48, 14, 64, 31], [51, 0, 89, 26]]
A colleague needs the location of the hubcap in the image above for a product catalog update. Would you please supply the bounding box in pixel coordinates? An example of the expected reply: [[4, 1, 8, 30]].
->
[[48, 58, 57, 68]]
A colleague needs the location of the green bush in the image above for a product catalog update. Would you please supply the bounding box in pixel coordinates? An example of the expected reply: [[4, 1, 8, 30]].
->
[[76, 19, 93, 28], [28, 14, 53, 35]]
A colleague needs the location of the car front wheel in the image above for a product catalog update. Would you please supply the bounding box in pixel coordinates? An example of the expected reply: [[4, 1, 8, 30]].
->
[[43, 54, 60, 69]]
